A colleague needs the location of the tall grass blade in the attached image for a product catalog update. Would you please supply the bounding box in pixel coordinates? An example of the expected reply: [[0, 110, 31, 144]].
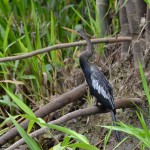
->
[[0, 84, 36, 133], [22, 16, 33, 52], [31, 0, 42, 49], [71, 6, 91, 29], [69, 143, 99, 150], [9, 114, 41, 150], [104, 128, 112, 150], [50, 10, 57, 65], [3, 14, 12, 53], [139, 62, 150, 111], [18, 39, 28, 53], [0, 0, 10, 17], [0, 84, 35, 117], [113, 136, 129, 150], [136, 111, 150, 139], [21, 114, 90, 144], [103, 124, 150, 148]]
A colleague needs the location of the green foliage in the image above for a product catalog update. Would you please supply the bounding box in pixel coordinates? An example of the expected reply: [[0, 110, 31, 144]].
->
[[0, 1, 85, 110], [71, 1, 100, 36], [104, 118, 150, 148], [9, 114, 41, 150], [0, 84, 35, 117], [103, 128, 112, 150], [0, 0, 120, 98], [144, 0, 150, 7], [113, 136, 129, 150], [23, 115, 99, 150], [139, 62, 150, 111], [0, 83, 36, 133]]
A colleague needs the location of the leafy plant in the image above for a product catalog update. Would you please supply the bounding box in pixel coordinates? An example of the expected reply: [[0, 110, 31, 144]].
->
[[23, 115, 99, 150], [9, 114, 41, 150], [139, 63, 150, 112]]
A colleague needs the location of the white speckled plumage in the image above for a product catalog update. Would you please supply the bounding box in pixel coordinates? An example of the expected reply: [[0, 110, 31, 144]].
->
[[90, 65, 115, 110]]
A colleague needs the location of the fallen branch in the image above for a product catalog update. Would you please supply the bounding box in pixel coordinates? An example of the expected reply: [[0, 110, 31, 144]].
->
[[0, 37, 131, 62], [0, 83, 87, 146], [6, 98, 141, 150]]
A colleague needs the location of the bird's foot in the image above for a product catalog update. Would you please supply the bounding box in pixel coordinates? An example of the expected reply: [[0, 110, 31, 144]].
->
[[95, 101, 99, 106], [94, 101, 100, 108]]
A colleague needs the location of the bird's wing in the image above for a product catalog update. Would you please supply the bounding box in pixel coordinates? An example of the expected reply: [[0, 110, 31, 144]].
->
[[90, 66, 115, 109]]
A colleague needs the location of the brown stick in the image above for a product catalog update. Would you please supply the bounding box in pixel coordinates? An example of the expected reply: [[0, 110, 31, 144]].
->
[[0, 37, 131, 63], [0, 83, 87, 146], [6, 98, 141, 150]]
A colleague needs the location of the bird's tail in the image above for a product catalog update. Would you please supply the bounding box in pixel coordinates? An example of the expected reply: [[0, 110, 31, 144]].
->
[[111, 110, 121, 141]]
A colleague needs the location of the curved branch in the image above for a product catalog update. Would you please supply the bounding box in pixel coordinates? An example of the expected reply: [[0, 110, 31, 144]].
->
[[6, 98, 141, 150], [0, 83, 87, 146], [0, 37, 131, 62]]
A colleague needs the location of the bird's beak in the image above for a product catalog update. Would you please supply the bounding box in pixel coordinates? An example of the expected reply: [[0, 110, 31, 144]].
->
[[62, 27, 79, 35]]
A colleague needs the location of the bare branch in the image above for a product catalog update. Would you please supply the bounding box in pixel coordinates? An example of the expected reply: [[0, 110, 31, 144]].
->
[[0, 83, 87, 146], [6, 98, 141, 150], [0, 37, 131, 62]]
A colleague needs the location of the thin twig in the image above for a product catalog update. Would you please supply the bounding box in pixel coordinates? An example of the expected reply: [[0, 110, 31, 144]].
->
[[0, 37, 131, 62]]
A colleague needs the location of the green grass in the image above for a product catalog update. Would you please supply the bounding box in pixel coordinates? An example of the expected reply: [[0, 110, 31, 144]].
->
[[0, 0, 119, 101], [9, 114, 41, 150], [139, 63, 150, 112]]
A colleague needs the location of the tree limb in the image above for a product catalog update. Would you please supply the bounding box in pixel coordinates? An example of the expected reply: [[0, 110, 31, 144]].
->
[[6, 98, 141, 150], [0, 37, 131, 62], [0, 83, 87, 146]]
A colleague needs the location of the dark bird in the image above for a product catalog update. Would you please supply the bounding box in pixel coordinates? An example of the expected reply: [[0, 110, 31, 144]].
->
[[78, 30, 120, 141]]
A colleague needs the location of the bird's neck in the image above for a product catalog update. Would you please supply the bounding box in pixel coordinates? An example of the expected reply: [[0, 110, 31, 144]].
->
[[79, 55, 89, 73]]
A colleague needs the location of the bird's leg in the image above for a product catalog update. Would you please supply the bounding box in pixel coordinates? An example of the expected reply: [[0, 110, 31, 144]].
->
[[95, 99, 99, 107]]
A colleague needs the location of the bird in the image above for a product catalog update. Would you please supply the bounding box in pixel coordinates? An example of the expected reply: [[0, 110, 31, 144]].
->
[[78, 30, 121, 141]]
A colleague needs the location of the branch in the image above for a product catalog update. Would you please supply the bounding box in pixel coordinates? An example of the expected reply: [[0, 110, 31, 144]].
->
[[6, 98, 141, 150], [0, 37, 131, 62], [0, 83, 87, 146]]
